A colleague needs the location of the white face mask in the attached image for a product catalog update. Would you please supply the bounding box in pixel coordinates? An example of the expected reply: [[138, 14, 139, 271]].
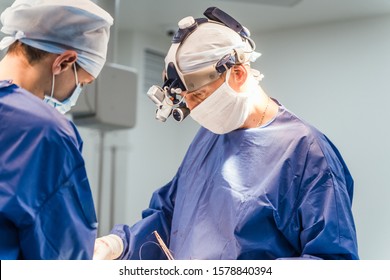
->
[[44, 63, 82, 114], [190, 69, 255, 134]]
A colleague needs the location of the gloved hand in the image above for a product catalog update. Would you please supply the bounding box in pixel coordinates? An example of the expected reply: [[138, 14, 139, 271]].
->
[[93, 234, 124, 260]]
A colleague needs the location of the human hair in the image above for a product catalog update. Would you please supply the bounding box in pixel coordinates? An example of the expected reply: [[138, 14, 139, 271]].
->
[[7, 41, 50, 65]]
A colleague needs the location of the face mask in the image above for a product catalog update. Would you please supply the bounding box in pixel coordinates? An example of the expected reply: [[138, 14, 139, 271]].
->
[[44, 63, 83, 114], [190, 69, 255, 134]]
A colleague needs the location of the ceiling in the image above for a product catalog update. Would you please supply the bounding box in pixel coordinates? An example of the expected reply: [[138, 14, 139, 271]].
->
[[1, 0, 390, 36], [115, 0, 390, 35]]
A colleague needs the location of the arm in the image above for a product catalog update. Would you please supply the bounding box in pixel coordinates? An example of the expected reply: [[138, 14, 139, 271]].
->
[[278, 140, 358, 260], [1, 88, 97, 259], [20, 165, 97, 259], [95, 176, 178, 260], [17, 129, 97, 259]]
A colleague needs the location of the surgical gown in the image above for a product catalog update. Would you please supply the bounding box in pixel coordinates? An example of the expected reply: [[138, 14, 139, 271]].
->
[[0, 81, 97, 259], [112, 99, 359, 260]]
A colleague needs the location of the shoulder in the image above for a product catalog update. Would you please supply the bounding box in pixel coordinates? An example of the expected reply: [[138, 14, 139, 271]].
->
[[278, 105, 352, 181], [271, 104, 326, 145], [0, 83, 82, 149]]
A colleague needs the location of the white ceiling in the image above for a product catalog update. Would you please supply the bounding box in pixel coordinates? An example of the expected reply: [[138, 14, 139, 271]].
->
[[115, 0, 390, 35], [1, 0, 390, 36]]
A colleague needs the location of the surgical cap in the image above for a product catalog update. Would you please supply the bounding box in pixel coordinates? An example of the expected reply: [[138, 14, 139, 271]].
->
[[0, 0, 113, 78], [175, 22, 261, 74]]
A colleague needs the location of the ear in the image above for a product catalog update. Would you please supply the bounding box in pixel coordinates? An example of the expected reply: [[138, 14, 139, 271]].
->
[[228, 64, 248, 91], [52, 50, 78, 75]]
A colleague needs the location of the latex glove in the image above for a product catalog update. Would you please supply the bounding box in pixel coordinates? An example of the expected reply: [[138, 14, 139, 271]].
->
[[93, 234, 124, 260]]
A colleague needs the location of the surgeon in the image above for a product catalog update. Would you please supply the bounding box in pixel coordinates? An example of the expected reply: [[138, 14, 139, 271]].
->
[[0, 0, 113, 259], [94, 7, 359, 260]]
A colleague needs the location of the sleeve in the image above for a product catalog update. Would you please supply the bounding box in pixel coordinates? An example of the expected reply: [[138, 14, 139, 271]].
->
[[20, 165, 98, 260], [15, 122, 97, 259], [278, 140, 359, 260], [1, 90, 97, 259], [110, 175, 178, 260]]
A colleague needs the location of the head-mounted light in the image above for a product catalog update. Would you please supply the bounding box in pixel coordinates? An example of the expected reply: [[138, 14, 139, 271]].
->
[[147, 6, 257, 123]]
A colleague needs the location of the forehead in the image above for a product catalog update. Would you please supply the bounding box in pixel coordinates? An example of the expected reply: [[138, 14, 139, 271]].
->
[[78, 67, 95, 84], [188, 74, 224, 94], [184, 75, 225, 109]]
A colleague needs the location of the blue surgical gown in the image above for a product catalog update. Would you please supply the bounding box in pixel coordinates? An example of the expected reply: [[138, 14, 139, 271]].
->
[[112, 99, 359, 260], [0, 80, 97, 259]]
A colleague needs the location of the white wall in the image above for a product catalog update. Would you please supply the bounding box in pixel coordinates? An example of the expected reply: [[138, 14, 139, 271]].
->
[[80, 15, 390, 259], [252, 15, 390, 259]]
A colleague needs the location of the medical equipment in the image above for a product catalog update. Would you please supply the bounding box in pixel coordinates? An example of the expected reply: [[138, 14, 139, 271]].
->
[[147, 7, 256, 122], [153, 231, 174, 260], [147, 85, 189, 122]]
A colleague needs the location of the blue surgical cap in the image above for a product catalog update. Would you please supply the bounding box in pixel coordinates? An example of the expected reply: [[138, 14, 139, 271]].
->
[[0, 0, 114, 78]]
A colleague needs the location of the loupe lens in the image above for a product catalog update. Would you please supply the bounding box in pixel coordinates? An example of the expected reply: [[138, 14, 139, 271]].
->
[[172, 107, 190, 122]]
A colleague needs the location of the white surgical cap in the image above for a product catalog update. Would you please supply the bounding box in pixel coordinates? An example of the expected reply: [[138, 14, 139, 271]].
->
[[176, 22, 261, 74], [0, 0, 113, 78]]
